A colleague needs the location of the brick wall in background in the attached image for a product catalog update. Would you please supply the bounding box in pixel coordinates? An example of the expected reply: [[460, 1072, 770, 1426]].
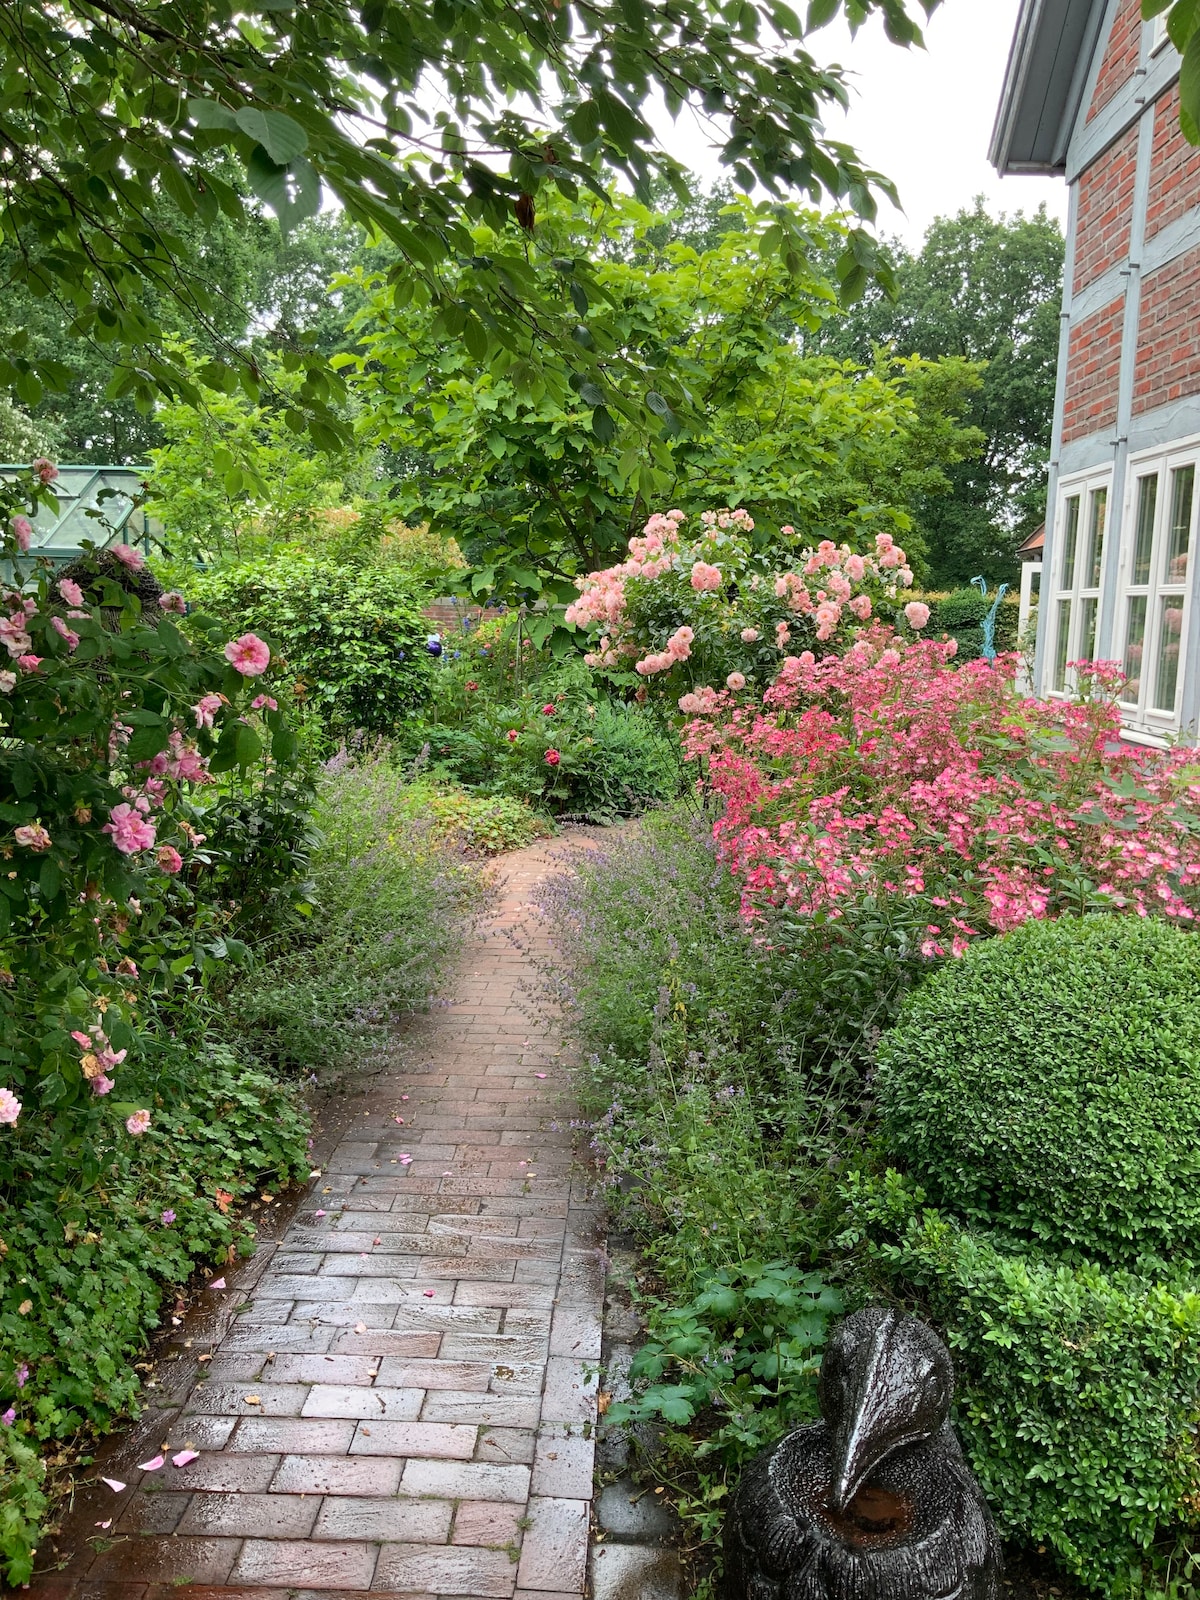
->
[[1063, 298, 1125, 443], [1134, 245, 1200, 414], [1087, 0, 1144, 122], [1146, 82, 1200, 240], [1074, 124, 1139, 292], [423, 599, 507, 633]]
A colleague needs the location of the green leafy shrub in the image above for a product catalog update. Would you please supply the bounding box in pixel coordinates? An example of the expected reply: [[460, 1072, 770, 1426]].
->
[[190, 551, 435, 738], [390, 780, 552, 855], [853, 1171, 1200, 1597], [875, 916, 1200, 1268], [0, 1044, 309, 1586], [916, 586, 1019, 661], [224, 746, 484, 1076]]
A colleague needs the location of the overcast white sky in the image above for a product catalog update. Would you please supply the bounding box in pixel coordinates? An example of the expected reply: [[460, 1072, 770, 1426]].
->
[[656, 0, 1071, 248]]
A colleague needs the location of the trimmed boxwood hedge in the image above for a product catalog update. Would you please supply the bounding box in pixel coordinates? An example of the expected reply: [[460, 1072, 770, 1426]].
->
[[874, 915, 1200, 1269]]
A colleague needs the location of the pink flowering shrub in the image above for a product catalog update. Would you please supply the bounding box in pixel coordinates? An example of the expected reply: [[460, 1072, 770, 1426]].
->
[[567, 507, 921, 707], [685, 634, 1200, 946], [0, 464, 297, 1133]]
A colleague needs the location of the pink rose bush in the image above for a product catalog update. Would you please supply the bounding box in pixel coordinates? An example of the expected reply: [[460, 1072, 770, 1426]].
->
[[569, 507, 921, 706], [683, 635, 1200, 950], [0, 462, 292, 1131]]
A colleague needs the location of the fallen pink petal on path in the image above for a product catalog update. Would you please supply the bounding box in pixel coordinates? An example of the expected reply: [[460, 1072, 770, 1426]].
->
[[101, 1479, 125, 1493], [208, 1277, 226, 1289], [137, 1456, 164, 1472], [314, 1209, 326, 1217], [94, 1520, 112, 1529], [171, 1449, 199, 1467], [536, 1073, 547, 1079]]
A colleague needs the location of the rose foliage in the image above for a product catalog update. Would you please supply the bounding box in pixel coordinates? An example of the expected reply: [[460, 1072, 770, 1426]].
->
[[685, 637, 1200, 949], [0, 465, 297, 1135]]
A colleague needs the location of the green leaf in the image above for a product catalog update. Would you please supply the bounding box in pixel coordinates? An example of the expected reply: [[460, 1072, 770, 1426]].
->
[[1181, 28, 1200, 142], [591, 405, 617, 443], [234, 107, 309, 163], [245, 150, 321, 235], [188, 98, 240, 132], [579, 380, 606, 406]]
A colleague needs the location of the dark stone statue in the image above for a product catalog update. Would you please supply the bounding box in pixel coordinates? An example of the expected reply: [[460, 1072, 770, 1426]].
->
[[723, 1307, 1001, 1599]]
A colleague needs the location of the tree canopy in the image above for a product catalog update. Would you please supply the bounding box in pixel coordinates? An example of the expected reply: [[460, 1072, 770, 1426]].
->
[[1, 0, 943, 450], [813, 200, 1064, 586], [339, 193, 982, 604]]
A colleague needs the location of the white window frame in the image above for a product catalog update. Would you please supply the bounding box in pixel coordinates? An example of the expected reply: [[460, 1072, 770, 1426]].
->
[[1114, 437, 1200, 734], [1046, 470, 1112, 698], [1150, 11, 1171, 52]]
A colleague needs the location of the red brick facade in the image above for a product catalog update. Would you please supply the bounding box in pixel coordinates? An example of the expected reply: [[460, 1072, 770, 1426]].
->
[[1133, 245, 1200, 413], [1145, 82, 1200, 239], [1073, 125, 1138, 292], [1063, 299, 1124, 443], [1086, 0, 1143, 121]]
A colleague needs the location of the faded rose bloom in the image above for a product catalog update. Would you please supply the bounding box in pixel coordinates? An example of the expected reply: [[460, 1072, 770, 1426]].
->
[[157, 591, 186, 614], [156, 845, 183, 874], [58, 578, 85, 607], [111, 543, 145, 571], [0, 672, 15, 693], [91, 1074, 115, 1096], [224, 633, 270, 676], [193, 692, 223, 729], [102, 803, 156, 855], [740, 628, 760, 643], [31, 457, 58, 484], [125, 1109, 151, 1136], [250, 694, 278, 712], [14, 823, 51, 852], [0, 1088, 20, 1124], [51, 616, 80, 651], [10, 516, 32, 552]]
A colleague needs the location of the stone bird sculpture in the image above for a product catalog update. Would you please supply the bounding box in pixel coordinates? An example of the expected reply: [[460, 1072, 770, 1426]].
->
[[723, 1306, 1001, 1599]]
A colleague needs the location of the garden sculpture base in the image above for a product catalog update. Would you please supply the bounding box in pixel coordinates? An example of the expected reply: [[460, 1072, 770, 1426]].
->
[[723, 1307, 1001, 1599]]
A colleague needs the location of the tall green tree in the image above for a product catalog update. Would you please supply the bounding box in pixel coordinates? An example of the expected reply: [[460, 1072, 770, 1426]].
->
[[0, 0, 938, 448], [342, 194, 982, 603], [814, 201, 1063, 586]]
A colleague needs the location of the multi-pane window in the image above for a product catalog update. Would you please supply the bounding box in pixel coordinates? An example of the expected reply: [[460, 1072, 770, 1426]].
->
[[1048, 476, 1109, 693], [1118, 452, 1197, 726], [1150, 11, 1171, 51]]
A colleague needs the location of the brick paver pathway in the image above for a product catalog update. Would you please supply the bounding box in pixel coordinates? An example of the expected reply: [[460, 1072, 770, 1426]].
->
[[32, 841, 602, 1600]]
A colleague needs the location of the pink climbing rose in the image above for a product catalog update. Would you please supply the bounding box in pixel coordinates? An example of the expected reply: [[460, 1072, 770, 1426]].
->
[[58, 578, 84, 607], [690, 561, 722, 592], [193, 693, 223, 729], [740, 628, 760, 643], [726, 671, 747, 690], [158, 591, 186, 614], [10, 516, 32, 552], [224, 633, 270, 676], [14, 824, 51, 852], [125, 1109, 151, 1136], [0, 1088, 20, 1124], [156, 845, 183, 874], [31, 457, 58, 484], [250, 694, 278, 712], [103, 803, 156, 855], [111, 543, 145, 571], [904, 601, 931, 631]]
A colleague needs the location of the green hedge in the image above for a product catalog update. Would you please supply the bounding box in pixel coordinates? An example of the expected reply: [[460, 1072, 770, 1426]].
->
[[853, 1172, 1200, 1597], [875, 916, 1200, 1269], [190, 551, 435, 737], [915, 587, 1021, 661]]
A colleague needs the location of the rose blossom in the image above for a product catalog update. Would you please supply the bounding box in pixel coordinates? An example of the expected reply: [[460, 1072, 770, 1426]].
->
[[740, 628, 760, 643], [545, 749, 561, 766], [91, 1075, 114, 1096], [103, 803, 156, 855], [158, 591, 186, 614], [10, 515, 32, 552], [193, 692, 223, 729], [14, 824, 51, 852], [111, 543, 145, 571], [726, 671, 747, 690], [0, 615, 31, 656], [850, 594, 873, 621], [16, 655, 41, 672], [224, 633, 270, 676], [156, 845, 183, 874], [250, 694, 278, 711], [125, 1109, 151, 1135], [0, 671, 14, 693], [51, 615, 80, 650], [904, 601, 931, 630], [31, 457, 58, 484], [690, 561, 722, 592], [58, 578, 84, 607], [0, 1088, 20, 1124]]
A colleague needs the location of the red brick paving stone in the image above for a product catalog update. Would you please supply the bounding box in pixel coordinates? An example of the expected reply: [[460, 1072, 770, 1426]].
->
[[31, 843, 599, 1599], [230, 1537, 379, 1588]]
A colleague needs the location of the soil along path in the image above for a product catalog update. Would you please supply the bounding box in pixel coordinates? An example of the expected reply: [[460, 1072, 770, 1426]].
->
[[30, 840, 603, 1600]]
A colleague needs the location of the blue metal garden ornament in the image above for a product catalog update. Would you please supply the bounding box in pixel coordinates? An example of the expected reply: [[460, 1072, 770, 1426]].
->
[[971, 576, 1009, 664], [425, 633, 443, 658]]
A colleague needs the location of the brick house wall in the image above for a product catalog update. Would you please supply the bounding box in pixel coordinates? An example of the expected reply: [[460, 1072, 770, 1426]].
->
[[1145, 83, 1200, 239], [1086, 0, 1143, 121], [1072, 125, 1137, 292], [1133, 246, 1200, 413], [1062, 300, 1125, 442]]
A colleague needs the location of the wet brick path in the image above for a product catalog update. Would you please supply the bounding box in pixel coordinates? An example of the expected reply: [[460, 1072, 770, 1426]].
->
[[30, 841, 602, 1600]]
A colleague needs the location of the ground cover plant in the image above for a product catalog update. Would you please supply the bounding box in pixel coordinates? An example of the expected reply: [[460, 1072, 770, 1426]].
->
[[548, 524, 1200, 1597]]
